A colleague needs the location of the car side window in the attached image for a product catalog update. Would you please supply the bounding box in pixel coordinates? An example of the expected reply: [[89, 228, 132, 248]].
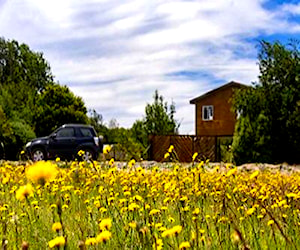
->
[[79, 128, 93, 137], [56, 128, 75, 138]]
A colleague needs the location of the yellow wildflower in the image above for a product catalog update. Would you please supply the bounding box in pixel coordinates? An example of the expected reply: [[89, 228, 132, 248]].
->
[[62, 204, 69, 210], [99, 207, 107, 213], [78, 150, 84, 156], [149, 209, 160, 216], [192, 208, 200, 215], [96, 230, 112, 243], [246, 207, 256, 216], [164, 152, 170, 159], [48, 236, 65, 248], [109, 158, 115, 166], [226, 168, 237, 177], [286, 193, 297, 198], [15, 184, 34, 201], [191, 231, 196, 241], [133, 195, 143, 201], [26, 161, 58, 184], [153, 238, 163, 250], [179, 241, 191, 249], [250, 170, 259, 180], [52, 222, 62, 232], [99, 218, 112, 231], [162, 225, 182, 237], [103, 145, 112, 154], [168, 145, 174, 153], [85, 237, 97, 245], [128, 221, 137, 229], [267, 220, 274, 226], [192, 152, 198, 161], [128, 203, 140, 211], [128, 159, 136, 168], [168, 216, 175, 223]]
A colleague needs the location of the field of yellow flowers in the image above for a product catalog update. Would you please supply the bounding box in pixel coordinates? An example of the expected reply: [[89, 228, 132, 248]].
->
[[1, 156, 300, 249]]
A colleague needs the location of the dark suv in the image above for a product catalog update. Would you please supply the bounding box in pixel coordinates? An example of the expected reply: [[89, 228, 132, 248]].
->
[[25, 124, 103, 161]]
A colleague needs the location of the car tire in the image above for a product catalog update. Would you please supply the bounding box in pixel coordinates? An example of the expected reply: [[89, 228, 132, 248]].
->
[[79, 149, 94, 162], [32, 148, 46, 161]]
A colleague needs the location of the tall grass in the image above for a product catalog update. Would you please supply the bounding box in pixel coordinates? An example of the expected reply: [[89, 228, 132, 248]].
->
[[0, 159, 299, 249]]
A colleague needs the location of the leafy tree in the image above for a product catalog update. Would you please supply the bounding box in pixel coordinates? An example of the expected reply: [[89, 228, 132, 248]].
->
[[129, 90, 180, 159], [88, 109, 109, 141], [0, 37, 54, 159], [131, 120, 148, 148], [0, 37, 53, 125], [0, 38, 53, 91], [232, 41, 300, 164], [34, 84, 88, 136], [87, 89, 180, 160], [144, 90, 179, 135], [108, 127, 144, 160], [0, 106, 36, 159], [88, 113, 145, 160], [0, 106, 12, 158]]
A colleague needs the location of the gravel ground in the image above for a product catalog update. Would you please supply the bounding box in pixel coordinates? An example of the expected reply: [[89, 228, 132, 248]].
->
[[112, 161, 300, 174]]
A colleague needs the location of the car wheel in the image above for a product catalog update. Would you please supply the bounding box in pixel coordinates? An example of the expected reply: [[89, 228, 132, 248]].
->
[[80, 149, 94, 162], [32, 148, 46, 161]]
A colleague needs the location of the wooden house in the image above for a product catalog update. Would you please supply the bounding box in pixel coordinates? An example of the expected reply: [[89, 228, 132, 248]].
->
[[190, 81, 247, 136]]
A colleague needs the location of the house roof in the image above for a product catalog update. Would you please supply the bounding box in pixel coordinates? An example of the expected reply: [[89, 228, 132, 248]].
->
[[189, 81, 248, 104]]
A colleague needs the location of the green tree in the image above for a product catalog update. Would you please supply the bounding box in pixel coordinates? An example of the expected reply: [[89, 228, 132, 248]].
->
[[108, 127, 144, 160], [232, 41, 300, 164], [34, 84, 88, 136], [129, 90, 180, 159], [0, 37, 53, 124], [131, 120, 148, 148], [144, 90, 179, 135], [0, 37, 54, 159], [88, 109, 109, 143], [0, 106, 12, 158], [0, 38, 53, 90]]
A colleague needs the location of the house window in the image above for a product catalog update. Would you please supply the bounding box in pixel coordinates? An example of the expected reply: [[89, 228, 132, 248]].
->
[[202, 105, 214, 121]]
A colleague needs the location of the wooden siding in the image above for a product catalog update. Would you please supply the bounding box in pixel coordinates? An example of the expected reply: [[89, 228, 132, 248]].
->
[[194, 86, 236, 136], [149, 135, 216, 162]]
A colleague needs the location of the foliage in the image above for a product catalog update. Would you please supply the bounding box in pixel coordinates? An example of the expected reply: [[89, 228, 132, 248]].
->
[[144, 90, 179, 135], [34, 84, 88, 136], [0, 37, 89, 159], [1, 160, 300, 249], [0, 106, 36, 159], [5, 119, 36, 159], [108, 127, 145, 160], [0, 37, 53, 125], [232, 41, 300, 164], [129, 90, 180, 158], [89, 91, 180, 160], [88, 109, 108, 141], [0, 37, 53, 92], [131, 119, 149, 148]]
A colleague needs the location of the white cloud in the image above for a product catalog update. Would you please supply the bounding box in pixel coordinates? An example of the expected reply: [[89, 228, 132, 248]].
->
[[0, 0, 300, 134], [281, 3, 300, 15]]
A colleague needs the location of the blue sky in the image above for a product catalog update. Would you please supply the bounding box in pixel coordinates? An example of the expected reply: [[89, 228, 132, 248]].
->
[[0, 0, 299, 134]]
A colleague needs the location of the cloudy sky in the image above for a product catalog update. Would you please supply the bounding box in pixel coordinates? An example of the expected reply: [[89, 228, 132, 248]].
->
[[0, 0, 299, 134]]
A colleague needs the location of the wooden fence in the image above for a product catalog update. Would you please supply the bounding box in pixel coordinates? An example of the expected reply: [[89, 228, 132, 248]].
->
[[149, 135, 218, 162]]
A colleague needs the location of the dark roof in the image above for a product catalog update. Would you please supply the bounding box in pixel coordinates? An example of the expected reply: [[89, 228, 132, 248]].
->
[[189, 81, 248, 104]]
